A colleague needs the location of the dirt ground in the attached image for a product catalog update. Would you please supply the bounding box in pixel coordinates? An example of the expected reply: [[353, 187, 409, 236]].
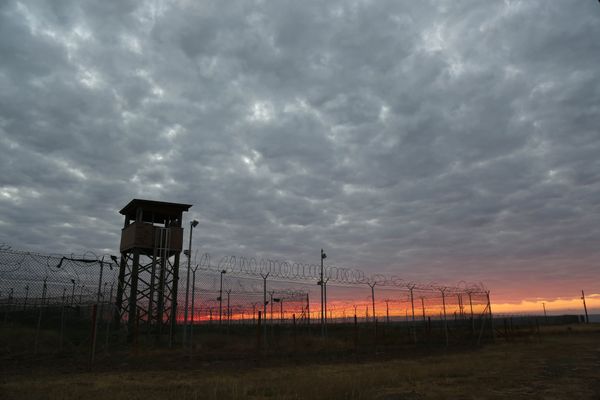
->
[[1, 325, 599, 400]]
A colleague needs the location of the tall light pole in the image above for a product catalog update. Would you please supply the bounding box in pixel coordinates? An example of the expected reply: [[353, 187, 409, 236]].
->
[[190, 263, 199, 346], [219, 269, 226, 325], [320, 249, 326, 337], [183, 219, 199, 344]]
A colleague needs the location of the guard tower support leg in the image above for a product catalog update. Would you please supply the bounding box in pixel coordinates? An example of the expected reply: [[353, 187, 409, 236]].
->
[[113, 254, 127, 329], [170, 252, 181, 344], [127, 249, 140, 341]]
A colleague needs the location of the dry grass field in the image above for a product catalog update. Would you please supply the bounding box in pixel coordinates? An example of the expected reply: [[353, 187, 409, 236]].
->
[[1, 325, 599, 400]]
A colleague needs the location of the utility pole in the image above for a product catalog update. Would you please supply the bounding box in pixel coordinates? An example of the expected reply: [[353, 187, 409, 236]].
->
[[542, 302, 547, 321], [581, 290, 589, 324]]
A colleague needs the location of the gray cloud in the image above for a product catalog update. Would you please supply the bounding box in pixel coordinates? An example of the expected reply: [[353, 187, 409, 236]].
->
[[1, 0, 599, 302]]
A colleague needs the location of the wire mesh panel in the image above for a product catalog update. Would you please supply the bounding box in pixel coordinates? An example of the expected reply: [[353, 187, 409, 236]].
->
[[0, 247, 118, 308], [1, 245, 498, 358]]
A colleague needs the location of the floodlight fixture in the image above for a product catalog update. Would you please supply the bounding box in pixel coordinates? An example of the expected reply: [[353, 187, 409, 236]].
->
[[184, 219, 200, 344]]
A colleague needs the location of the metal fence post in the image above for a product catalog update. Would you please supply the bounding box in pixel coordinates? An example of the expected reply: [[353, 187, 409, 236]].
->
[[34, 304, 43, 354], [89, 304, 98, 370], [59, 304, 65, 351], [441, 288, 448, 346], [256, 310, 262, 352]]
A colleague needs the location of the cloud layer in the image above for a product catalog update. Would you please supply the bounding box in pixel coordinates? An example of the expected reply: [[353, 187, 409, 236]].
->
[[1, 0, 599, 301]]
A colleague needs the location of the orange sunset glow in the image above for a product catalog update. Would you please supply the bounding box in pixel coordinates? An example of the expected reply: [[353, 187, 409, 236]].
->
[[491, 294, 599, 315]]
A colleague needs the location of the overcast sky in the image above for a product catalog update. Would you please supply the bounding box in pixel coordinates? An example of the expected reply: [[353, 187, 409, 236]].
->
[[1, 0, 599, 302]]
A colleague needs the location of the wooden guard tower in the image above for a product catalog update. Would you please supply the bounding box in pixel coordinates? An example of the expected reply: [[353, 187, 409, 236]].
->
[[114, 199, 192, 340]]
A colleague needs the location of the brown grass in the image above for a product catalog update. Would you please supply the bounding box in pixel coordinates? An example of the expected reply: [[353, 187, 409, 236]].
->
[[1, 325, 599, 400]]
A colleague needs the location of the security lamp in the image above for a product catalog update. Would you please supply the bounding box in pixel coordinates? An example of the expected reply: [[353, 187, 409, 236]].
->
[[321, 252, 327, 259], [273, 298, 281, 303], [221, 270, 227, 274], [191, 220, 199, 228], [217, 296, 222, 301]]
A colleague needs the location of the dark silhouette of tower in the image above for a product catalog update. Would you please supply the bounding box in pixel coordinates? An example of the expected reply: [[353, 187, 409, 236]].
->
[[114, 199, 192, 342]]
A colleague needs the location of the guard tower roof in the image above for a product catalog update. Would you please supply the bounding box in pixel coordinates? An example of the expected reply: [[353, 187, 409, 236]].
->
[[119, 199, 192, 220]]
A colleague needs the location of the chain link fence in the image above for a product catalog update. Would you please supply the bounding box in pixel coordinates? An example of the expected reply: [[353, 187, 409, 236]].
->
[[0, 245, 533, 362]]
